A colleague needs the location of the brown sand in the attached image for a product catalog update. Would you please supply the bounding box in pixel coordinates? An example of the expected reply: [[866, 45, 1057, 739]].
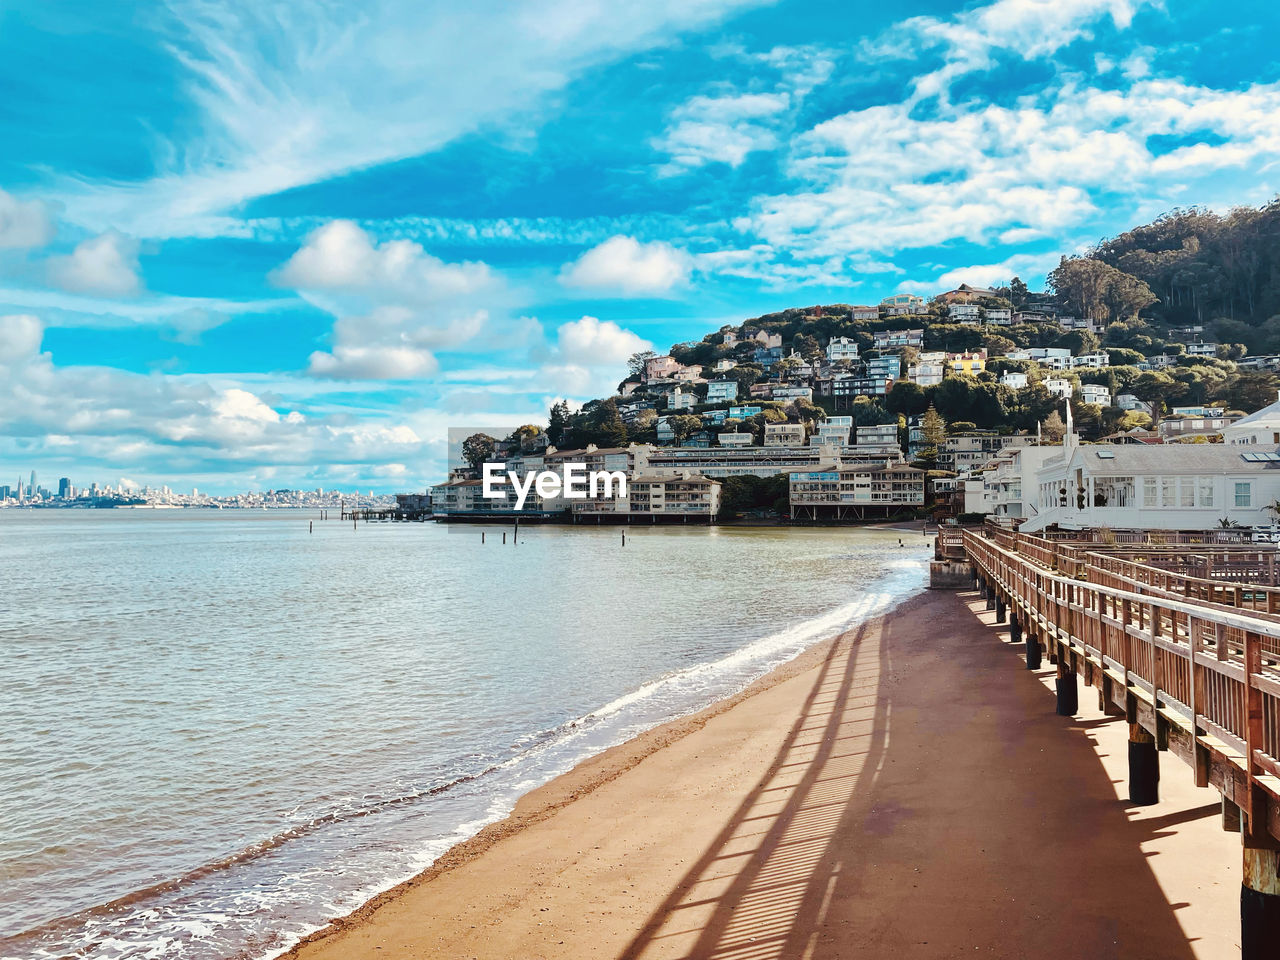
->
[[286, 588, 1238, 960]]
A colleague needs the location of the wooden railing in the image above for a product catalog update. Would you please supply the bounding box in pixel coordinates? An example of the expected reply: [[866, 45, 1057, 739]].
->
[[984, 528, 1280, 615], [965, 529, 1280, 843]]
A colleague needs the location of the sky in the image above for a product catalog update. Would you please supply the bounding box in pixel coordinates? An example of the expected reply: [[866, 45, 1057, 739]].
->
[[1, 0, 1278, 494]]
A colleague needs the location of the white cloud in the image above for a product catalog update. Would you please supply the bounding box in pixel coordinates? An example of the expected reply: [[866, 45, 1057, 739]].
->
[[654, 92, 789, 172], [50, 0, 763, 238], [274, 220, 492, 301], [0, 312, 426, 482], [0, 189, 53, 249], [559, 235, 691, 295], [276, 221, 498, 380], [0, 313, 43, 356], [46, 231, 142, 297], [931, 253, 1063, 290], [307, 345, 441, 380], [555, 315, 652, 366]]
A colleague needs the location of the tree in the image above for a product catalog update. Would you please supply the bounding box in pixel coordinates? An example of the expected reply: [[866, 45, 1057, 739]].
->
[[1009, 276, 1028, 308], [627, 350, 658, 377], [1042, 410, 1066, 441], [920, 405, 947, 453], [547, 400, 571, 446], [461, 432, 497, 470], [886, 380, 928, 417], [588, 397, 628, 447], [1131, 371, 1180, 422], [1048, 256, 1157, 322], [667, 414, 703, 444]]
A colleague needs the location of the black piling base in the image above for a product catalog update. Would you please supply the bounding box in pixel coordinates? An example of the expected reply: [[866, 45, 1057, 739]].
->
[[1026, 634, 1041, 669], [995, 598, 1007, 623], [1242, 884, 1280, 960], [1055, 673, 1078, 716], [1128, 737, 1159, 805], [1010, 618, 1022, 644]]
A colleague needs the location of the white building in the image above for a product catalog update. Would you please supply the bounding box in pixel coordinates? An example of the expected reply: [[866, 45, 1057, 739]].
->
[[1223, 393, 1280, 446], [718, 432, 753, 447], [1044, 377, 1072, 398], [826, 336, 860, 363], [1021, 439, 1280, 532], [874, 329, 924, 349], [1071, 352, 1110, 370], [1185, 342, 1219, 357], [950, 303, 982, 323], [1007, 347, 1071, 370], [669, 389, 695, 411], [764, 423, 807, 446], [999, 371, 1029, 389], [986, 308, 1013, 325], [1078, 383, 1111, 406], [979, 444, 1065, 521], [909, 351, 946, 386]]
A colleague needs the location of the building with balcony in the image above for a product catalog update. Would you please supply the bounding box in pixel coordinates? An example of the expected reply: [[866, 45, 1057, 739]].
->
[[826, 336, 860, 363], [789, 462, 926, 519], [706, 379, 739, 403]]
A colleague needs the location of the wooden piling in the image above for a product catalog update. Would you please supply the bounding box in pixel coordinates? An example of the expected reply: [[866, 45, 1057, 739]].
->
[[1242, 844, 1280, 959], [1128, 723, 1159, 805], [1055, 650, 1078, 716]]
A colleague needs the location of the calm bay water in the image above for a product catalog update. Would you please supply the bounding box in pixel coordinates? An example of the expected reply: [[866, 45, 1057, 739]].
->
[[0, 510, 926, 960]]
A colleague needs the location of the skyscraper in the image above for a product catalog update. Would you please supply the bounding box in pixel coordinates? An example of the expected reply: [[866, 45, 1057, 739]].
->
[[58, 477, 71, 499]]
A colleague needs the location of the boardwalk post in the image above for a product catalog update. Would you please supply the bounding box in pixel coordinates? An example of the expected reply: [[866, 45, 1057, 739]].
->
[[1242, 845, 1280, 959], [985, 582, 995, 611], [1128, 723, 1159, 805], [1009, 615, 1021, 645], [995, 595, 1007, 624], [1055, 649, 1078, 716], [1026, 630, 1041, 670]]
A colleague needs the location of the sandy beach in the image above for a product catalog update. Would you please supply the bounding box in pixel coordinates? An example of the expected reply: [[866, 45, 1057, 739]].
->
[[286, 586, 1239, 960]]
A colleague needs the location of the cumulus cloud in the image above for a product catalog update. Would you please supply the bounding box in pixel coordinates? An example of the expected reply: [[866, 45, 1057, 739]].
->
[[0, 312, 425, 482], [555, 315, 652, 366], [46, 231, 142, 297], [654, 92, 789, 172], [276, 221, 497, 380], [559, 235, 691, 295], [0, 189, 53, 249], [274, 220, 492, 302]]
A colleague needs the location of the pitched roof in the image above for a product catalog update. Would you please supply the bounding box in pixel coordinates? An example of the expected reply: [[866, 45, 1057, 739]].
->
[[1230, 395, 1280, 426]]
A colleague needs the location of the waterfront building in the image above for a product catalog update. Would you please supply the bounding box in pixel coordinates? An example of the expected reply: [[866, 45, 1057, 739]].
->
[[1022, 440, 1280, 532], [789, 462, 925, 519], [939, 432, 1025, 473], [625, 473, 720, 520]]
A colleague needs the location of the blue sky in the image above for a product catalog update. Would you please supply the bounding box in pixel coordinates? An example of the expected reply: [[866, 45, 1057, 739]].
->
[[1, 0, 1277, 493]]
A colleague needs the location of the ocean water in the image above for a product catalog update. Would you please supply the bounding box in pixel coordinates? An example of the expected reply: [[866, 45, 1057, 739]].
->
[[0, 510, 927, 960]]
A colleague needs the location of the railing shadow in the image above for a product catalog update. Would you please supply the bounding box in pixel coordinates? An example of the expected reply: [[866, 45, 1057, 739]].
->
[[614, 589, 1204, 960]]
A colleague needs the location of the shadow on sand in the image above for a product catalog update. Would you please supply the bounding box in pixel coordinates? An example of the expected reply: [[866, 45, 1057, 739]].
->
[[615, 589, 1208, 960]]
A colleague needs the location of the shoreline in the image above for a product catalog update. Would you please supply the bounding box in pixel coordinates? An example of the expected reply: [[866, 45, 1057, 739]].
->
[[279, 593, 905, 958], [284, 585, 1238, 960]]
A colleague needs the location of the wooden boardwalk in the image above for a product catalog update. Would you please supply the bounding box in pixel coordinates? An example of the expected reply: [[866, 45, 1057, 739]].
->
[[963, 526, 1280, 957]]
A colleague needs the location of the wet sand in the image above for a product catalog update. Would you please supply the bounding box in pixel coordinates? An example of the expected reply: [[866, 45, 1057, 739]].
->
[[286, 587, 1238, 960]]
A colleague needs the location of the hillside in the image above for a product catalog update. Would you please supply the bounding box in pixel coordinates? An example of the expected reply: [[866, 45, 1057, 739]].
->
[[542, 199, 1280, 452]]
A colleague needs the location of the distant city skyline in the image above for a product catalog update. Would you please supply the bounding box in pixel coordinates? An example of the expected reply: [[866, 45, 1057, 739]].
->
[[0, 0, 1276, 490]]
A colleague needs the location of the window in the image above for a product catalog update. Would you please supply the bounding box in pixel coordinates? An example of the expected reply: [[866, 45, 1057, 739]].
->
[[1198, 478, 1214, 508], [1161, 478, 1177, 508], [1235, 482, 1252, 508], [1144, 477, 1157, 507], [1180, 478, 1195, 508]]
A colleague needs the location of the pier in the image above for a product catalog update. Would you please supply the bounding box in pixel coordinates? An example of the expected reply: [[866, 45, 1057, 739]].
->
[[963, 524, 1280, 956]]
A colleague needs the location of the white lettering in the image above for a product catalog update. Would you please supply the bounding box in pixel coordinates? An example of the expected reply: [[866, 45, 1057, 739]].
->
[[535, 471, 562, 499], [590, 470, 628, 499], [509, 470, 536, 510], [482, 462, 504, 500], [563, 462, 586, 498]]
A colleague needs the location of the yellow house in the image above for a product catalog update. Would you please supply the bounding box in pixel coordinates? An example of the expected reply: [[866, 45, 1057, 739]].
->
[[947, 350, 987, 376]]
